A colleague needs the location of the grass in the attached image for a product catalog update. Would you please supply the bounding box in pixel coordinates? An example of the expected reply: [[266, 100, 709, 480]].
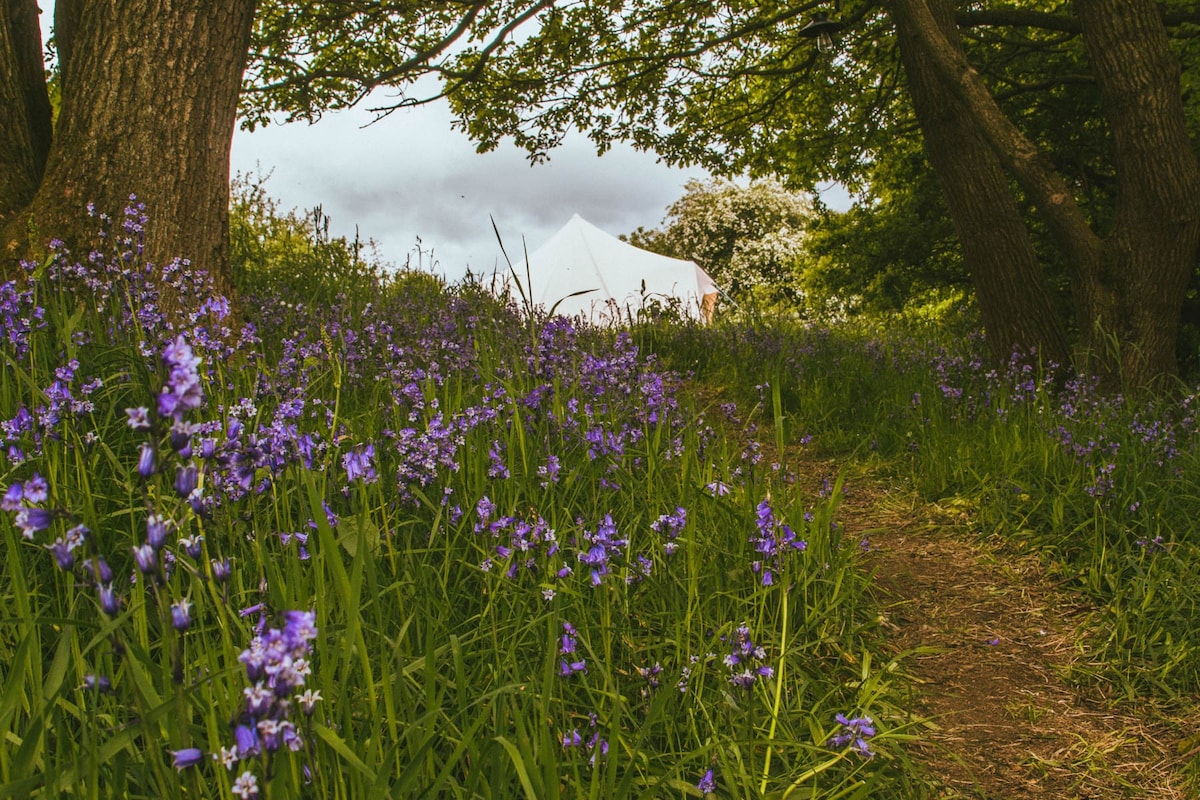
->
[[636, 312, 1200, 706], [0, 206, 926, 797], [5, 199, 1199, 797]]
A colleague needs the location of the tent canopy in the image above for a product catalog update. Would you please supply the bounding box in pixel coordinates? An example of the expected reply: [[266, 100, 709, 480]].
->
[[507, 215, 718, 322]]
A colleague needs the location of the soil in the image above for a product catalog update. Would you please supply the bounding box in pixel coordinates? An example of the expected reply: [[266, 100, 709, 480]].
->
[[815, 460, 1192, 799]]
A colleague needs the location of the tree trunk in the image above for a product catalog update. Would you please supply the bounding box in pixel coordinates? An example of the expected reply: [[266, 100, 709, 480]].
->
[[892, 0, 1200, 387], [1, 0, 257, 297], [0, 0, 52, 220], [1074, 0, 1200, 386], [892, 0, 1072, 370]]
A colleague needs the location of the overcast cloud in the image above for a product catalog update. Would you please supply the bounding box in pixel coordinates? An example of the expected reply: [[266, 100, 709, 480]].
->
[[230, 99, 711, 280]]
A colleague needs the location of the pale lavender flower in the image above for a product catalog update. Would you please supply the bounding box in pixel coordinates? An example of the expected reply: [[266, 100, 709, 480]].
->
[[211, 557, 231, 583], [231, 770, 259, 798], [145, 514, 171, 550], [98, 584, 121, 616], [22, 473, 47, 504], [132, 544, 157, 574], [125, 406, 151, 431]]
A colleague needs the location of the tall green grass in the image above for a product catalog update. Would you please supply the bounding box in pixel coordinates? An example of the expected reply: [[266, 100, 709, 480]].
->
[[0, 216, 927, 797], [640, 314, 1200, 702]]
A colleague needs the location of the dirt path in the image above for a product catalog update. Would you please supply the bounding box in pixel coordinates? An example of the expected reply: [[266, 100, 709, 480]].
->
[[831, 466, 1189, 798]]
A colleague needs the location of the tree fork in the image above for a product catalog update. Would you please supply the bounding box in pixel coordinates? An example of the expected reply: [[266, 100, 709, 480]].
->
[[893, 0, 1072, 371]]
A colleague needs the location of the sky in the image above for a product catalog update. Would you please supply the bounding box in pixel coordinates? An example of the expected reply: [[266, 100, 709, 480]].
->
[[229, 100, 713, 281], [35, 2, 850, 281]]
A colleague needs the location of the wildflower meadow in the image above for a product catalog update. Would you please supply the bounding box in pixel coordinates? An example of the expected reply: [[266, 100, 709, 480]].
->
[[0, 203, 923, 798], [3, 200, 1199, 798]]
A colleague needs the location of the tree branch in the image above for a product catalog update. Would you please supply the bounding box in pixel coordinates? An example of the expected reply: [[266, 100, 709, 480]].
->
[[894, 0, 1102, 267]]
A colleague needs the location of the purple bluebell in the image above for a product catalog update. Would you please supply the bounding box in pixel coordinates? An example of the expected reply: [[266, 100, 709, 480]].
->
[[132, 544, 157, 574], [558, 622, 587, 676], [342, 444, 378, 484], [211, 557, 231, 583], [827, 713, 877, 758], [82, 674, 113, 693], [171, 747, 203, 770], [234, 724, 261, 758], [698, 769, 716, 794], [537, 454, 561, 487], [98, 584, 121, 617], [46, 537, 74, 570], [158, 335, 204, 421], [91, 556, 114, 584], [145, 514, 171, 550], [136, 442, 156, 477], [174, 464, 198, 498], [22, 473, 47, 503], [179, 534, 203, 560], [168, 419, 194, 454], [170, 599, 192, 631], [1, 483, 22, 511], [15, 507, 53, 539]]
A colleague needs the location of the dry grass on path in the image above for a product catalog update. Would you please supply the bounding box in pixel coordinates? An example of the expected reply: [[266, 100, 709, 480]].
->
[[686, 380, 1191, 796], [802, 458, 1192, 799]]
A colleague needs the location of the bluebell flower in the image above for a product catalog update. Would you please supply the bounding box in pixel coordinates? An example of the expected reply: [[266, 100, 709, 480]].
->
[[170, 599, 192, 631], [22, 473, 48, 504], [98, 584, 121, 617], [145, 514, 171, 550], [827, 713, 877, 758], [136, 442, 156, 477], [46, 537, 74, 570], [698, 768, 716, 794], [211, 557, 231, 583], [234, 723, 261, 759], [91, 556, 114, 584], [158, 335, 204, 421], [342, 444, 378, 484], [82, 674, 113, 693], [174, 464, 198, 498], [171, 747, 203, 770], [179, 535, 203, 560], [168, 419, 194, 454], [125, 406, 151, 431], [1, 483, 22, 511], [15, 506, 53, 539], [231, 769, 259, 798], [132, 544, 157, 574]]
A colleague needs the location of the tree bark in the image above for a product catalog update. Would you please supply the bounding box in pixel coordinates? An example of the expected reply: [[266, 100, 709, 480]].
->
[[2, 0, 257, 297], [892, 0, 1200, 386], [892, 0, 1072, 370], [0, 0, 52, 220], [1074, 0, 1200, 385]]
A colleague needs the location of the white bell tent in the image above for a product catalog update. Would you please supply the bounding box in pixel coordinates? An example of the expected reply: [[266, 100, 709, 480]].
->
[[507, 215, 719, 322]]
